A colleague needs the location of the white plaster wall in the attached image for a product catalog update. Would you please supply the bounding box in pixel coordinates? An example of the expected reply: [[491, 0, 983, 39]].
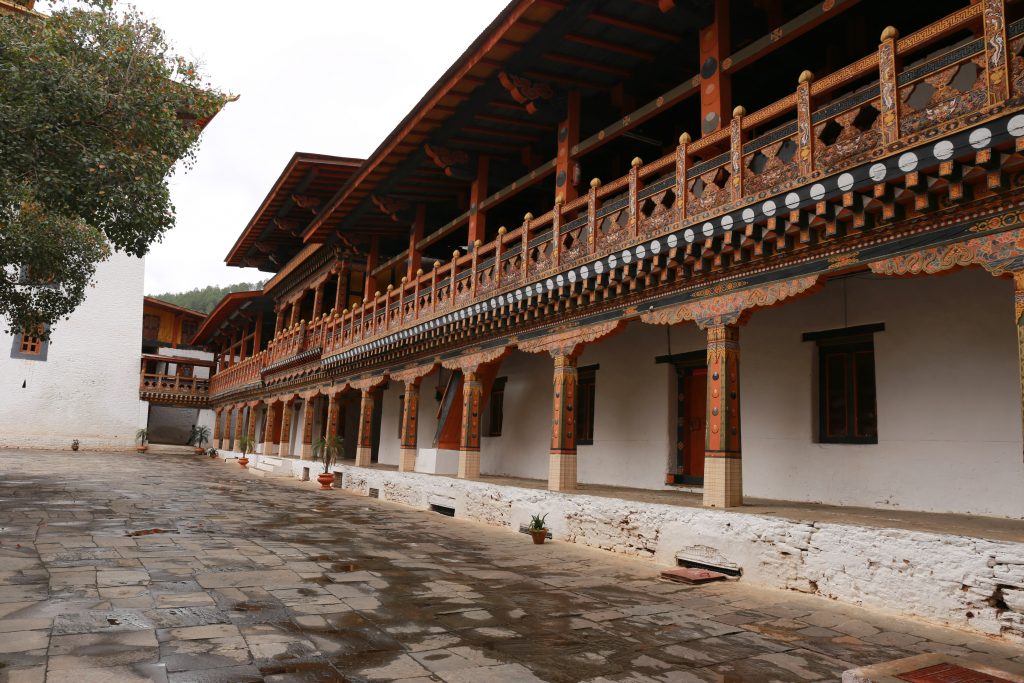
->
[[156, 346, 213, 379], [741, 269, 1024, 518], [481, 351, 550, 478], [0, 253, 145, 450]]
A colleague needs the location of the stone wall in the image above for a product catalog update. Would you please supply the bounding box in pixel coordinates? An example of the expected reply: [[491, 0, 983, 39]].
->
[[315, 463, 1024, 643]]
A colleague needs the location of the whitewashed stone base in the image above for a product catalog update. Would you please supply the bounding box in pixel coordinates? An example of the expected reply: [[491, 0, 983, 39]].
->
[[324, 464, 1023, 642], [413, 448, 459, 474]]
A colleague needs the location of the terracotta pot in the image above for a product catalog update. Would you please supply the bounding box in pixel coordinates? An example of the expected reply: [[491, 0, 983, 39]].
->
[[237, 457, 249, 468], [136, 446, 147, 453], [194, 447, 205, 455], [317, 472, 336, 490], [529, 529, 548, 545], [208, 452, 217, 458]]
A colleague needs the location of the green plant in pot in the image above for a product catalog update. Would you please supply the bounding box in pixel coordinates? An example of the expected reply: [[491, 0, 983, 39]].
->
[[528, 513, 549, 544], [190, 425, 211, 454], [135, 428, 149, 453], [236, 435, 253, 468], [312, 435, 343, 490]]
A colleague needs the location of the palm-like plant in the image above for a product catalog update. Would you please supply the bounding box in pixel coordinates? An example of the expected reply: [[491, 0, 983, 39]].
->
[[313, 434, 343, 473], [135, 428, 149, 446], [190, 425, 211, 448], [237, 435, 254, 457]]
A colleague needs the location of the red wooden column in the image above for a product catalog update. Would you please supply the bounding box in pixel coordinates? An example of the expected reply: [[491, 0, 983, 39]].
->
[[213, 408, 223, 449], [549, 353, 578, 491], [699, 0, 731, 136], [299, 396, 317, 460], [703, 324, 742, 508], [555, 91, 580, 204], [355, 389, 377, 467], [457, 371, 484, 479], [245, 402, 259, 444], [277, 399, 294, 456], [334, 264, 347, 313], [311, 280, 326, 319], [232, 404, 244, 448], [407, 205, 425, 281], [260, 402, 277, 454], [399, 380, 420, 472], [364, 236, 380, 300], [326, 391, 340, 439], [468, 156, 489, 246]]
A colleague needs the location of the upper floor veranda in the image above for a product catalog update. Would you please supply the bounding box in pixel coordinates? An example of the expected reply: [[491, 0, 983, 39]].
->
[[201, 0, 1024, 400]]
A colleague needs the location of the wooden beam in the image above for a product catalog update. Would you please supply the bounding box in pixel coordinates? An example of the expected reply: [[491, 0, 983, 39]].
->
[[364, 236, 379, 300], [469, 156, 489, 245], [699, 0, 730, 136], [408, 204, 425, 280], [555, 91, 580, 204], [542, 52, 632, 78], [474, 112, 553, 131], [589, 12, 679, 41], [563, 33, 657, 61]]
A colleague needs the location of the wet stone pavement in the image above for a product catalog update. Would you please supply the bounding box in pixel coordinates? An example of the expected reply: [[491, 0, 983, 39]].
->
[[0, 450, 1022, 683]]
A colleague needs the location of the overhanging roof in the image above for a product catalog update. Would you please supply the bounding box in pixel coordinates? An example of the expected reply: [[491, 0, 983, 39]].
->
[[226, 153, 363, 270], [143, 296, 206, 320], [190, 290, 264, 346]]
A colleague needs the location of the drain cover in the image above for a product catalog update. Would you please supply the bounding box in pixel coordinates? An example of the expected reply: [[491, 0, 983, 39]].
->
[[897, 664, 1014, 683]]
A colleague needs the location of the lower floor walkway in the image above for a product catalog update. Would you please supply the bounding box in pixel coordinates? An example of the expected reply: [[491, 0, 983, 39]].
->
[[1, 448, 1021, 683]]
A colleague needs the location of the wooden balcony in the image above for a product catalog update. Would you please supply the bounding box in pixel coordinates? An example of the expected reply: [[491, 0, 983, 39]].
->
[[139, 354, 212, 407], [209, 4, 1024, 400]]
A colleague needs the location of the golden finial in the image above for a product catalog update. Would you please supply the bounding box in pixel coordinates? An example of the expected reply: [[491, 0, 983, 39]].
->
[[386, 284, 393, 292], [631, 157, 642, 168], [524, 212, 533, 221], [798, 70, 814, 84], [452, 249, 461, 258], [679, 132, 691, 145], [498, 226, 507, 235], [590, 178, 601, 188], [881, 26, 898, 41], [374, 290, 381, 297], [401, 276, 407, 284], [732, 105, 746, 118], [474, 239, 482, 248], [416, 268, 424, 276]]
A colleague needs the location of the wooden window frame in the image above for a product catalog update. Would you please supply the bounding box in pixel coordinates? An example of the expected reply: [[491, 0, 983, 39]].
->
[[576, 364, 599, 446], [10, 325, 48, 361], [485, 377, 507, 437], [804, 325, 882, 445]]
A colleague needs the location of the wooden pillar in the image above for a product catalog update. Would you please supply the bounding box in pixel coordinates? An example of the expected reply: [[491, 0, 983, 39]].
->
[[334, 266, 347, 312], [355, 389, 376, 467], [468, 157, 489, 246], [703, 324, 742, 508], [299, 398, 316, 460], [277, 400, 294, 457], [549, 353, 578, 492], [253, 312, 263, 354], [399, 380, 420, 472], [246, 404, 258, 444], [213, 408, 223, 449], [312, 280, 325, 319], [457, 371, 483, 479], [275, 306, 285, 336], [260, 402, 276, 453], [326, 392, 340, 439], [233, 404, 244, 447], [364, 236, 380, 300], [555, 91, 580, 204], [407, 204, 425, 281], [699, 0, 731, 136]]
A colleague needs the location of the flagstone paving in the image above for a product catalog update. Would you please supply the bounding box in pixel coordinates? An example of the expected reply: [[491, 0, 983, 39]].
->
[[0, 449, 1021, 683]]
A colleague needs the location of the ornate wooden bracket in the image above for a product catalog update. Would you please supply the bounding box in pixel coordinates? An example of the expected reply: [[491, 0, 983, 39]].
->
[[291, 194, 321, 213], [517, 320, 624, 358], [371, 194, 410, 223], [498, 71, 554, 114], [350, 375, 387, 392], [440, 345, 510, 374], [299, 387, 323, 400], [424, 144, 469, 177], [641, 275, 820, 329], [273, 217, 302, 236], [390, 361, 439, 385]]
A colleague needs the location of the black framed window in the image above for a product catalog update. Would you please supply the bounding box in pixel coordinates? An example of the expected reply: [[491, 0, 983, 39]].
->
[[576, 365, 598, 445], [485, 377, 507, 437], [814, 335, 878, 444]]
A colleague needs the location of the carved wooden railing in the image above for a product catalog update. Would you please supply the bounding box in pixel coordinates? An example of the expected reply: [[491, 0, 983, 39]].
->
[[139, 372, 210, 397], [210, 4, 1022, 399]]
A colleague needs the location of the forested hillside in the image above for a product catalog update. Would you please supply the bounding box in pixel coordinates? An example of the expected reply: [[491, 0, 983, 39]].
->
[[149, 281, 265, 314]]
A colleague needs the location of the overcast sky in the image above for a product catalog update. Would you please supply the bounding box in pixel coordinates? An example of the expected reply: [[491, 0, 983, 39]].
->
[[89, 1, 510, 295]]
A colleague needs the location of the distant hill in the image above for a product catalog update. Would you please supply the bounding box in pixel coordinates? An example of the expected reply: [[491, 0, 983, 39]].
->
[[149, 281, 266, 315]]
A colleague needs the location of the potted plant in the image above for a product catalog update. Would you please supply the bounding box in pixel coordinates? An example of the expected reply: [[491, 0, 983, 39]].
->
[[312, 435, 343, 490], [135, 428, 149, 453], [190, 425, 211, 454], [236, 435, 253, 468], [528, 513, 549, 545], [206, 447, 218, 458], [71, 439, 80, 452]]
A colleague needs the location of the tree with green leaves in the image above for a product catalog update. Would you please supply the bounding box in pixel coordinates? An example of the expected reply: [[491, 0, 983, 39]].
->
[[0, 0, 228, 338]]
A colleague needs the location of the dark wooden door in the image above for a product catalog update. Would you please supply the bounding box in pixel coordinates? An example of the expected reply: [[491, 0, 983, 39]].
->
[[675, 366, 706, 483]]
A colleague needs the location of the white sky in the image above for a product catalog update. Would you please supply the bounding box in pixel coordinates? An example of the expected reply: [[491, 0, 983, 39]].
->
[[87, 0, 510, 295]]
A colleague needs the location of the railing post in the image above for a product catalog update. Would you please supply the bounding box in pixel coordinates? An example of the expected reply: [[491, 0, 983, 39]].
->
[[983, 0, 1010, 104], [385, 284, 393, 332], [470, 241, 481, 297], [431, 265, 438, 314], [449, 252, 458, 307], [729, 106, 745, 202], [878, 26, 901, 146], [521, 213, 532, 282], [414, 269, 423, 318], [552, 201, 562, 268], [495, 227, 506, 287], [587, 179, 600, 256], [796, 71, 815, 178], [629, 157, 642, 236], [675, 133, 690, 225]]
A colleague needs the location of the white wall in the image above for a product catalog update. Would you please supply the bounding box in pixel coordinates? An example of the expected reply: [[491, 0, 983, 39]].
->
[[0, 253, 145, 450], [377, 381, 402, 466], [742, 269, 1024, 518], [156, 346, 213, 379]]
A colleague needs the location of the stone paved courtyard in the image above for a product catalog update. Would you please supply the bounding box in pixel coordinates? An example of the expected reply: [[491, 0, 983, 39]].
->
[[0, 449, 1021, 683]]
